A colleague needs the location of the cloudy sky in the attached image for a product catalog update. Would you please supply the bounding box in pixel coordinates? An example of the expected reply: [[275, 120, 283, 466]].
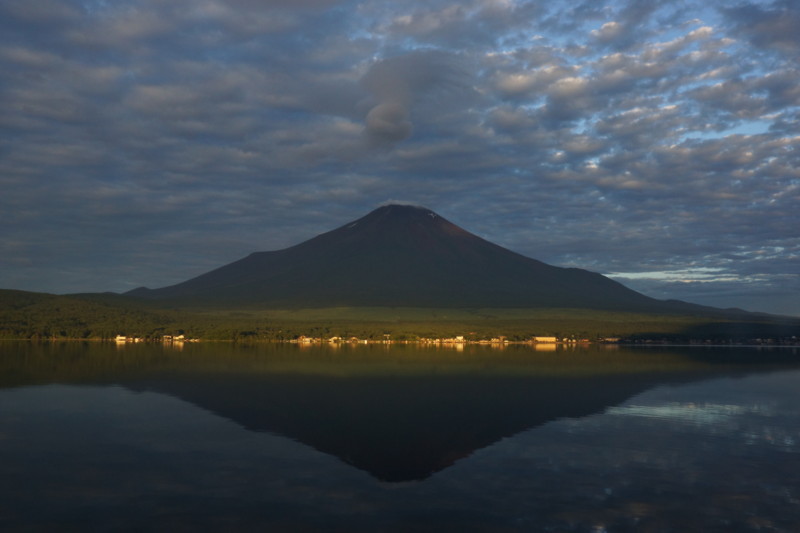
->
[[2, 0, 798, 316]]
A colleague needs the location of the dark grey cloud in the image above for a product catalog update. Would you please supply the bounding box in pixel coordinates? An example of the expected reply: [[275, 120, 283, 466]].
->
[[360, 51, 470, 145], [1, 0, 798, 315], [722, 0, 800, 56]]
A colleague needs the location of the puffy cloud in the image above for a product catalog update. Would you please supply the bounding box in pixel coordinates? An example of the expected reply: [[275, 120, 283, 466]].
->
[[722, 0, 800, 55], [591, 21, 624, 44], [0, 0, 798, 315], [380, 0, 537, 48]]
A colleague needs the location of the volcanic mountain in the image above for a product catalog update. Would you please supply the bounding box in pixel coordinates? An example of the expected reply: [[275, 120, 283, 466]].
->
[[127, 204, 710, 312]]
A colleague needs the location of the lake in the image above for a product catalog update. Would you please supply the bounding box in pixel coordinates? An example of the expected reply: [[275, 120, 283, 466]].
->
[[1, 341, 799, 531]]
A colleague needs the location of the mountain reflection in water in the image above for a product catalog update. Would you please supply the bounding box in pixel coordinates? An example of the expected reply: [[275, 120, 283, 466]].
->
[[129, 373, 677, 482], [2, 341, 797, 483]]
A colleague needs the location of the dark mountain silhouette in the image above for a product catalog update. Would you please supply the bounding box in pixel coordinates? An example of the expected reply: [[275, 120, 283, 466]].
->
[[126, 204, 734, 313]]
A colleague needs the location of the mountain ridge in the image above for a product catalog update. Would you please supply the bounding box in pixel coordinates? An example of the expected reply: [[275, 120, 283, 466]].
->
[[125, 204, 747, 314]]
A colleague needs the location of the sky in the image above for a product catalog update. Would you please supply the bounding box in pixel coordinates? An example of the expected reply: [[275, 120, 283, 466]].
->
[[1, 0, 798, 316]]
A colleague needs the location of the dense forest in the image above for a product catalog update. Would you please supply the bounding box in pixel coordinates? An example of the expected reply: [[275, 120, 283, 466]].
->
[[1, 289, 798, 343]]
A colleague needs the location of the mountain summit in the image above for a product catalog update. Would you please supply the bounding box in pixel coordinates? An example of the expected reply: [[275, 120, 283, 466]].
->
[[127, 204, 697, 311]]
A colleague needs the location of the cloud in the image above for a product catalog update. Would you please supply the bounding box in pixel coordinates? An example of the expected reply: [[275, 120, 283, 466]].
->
[[0, 0, 798, 316], [360, 50, 470, 146], [365, 103, 413, 143], [380, 0, 536, 49], [591, 21, 624, 44], [722, 0, 800, 56]]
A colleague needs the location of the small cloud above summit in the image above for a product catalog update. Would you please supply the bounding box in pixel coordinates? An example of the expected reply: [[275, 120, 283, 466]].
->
[[365, 103, 413, 144], [360, 50, 471, 146]]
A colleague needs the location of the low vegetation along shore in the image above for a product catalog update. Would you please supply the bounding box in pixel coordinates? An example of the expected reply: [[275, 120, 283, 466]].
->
[[2, 289, 798, 345]]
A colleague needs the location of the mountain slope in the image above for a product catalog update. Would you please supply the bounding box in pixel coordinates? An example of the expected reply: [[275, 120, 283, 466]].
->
[[126, 204, 723, 312]]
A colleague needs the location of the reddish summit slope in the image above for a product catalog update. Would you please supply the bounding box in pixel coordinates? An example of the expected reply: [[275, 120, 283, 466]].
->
[[127, 204, 704, 311]]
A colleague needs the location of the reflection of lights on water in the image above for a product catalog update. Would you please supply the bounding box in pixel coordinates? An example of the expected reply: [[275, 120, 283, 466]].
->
[[534, 343, 557, 352]]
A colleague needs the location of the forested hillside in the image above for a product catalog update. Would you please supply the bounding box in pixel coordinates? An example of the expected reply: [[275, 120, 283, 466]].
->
[[1, 289, 797, 343], [0, 290, 178, 340]]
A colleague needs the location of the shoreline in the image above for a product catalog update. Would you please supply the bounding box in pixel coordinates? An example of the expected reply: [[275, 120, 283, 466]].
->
[[2, 337, 799, 347]]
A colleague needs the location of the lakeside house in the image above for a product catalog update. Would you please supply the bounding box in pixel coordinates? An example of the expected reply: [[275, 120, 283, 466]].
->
[[115, 335, 143, 343]]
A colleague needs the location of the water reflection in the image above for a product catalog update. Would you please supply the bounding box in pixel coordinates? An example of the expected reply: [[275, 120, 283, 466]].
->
[[1, 342, 799, 530], [608, 402, 765, 425]]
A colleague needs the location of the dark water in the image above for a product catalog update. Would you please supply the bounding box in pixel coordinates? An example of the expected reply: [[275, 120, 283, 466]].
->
[[1, 341, 799, 532]]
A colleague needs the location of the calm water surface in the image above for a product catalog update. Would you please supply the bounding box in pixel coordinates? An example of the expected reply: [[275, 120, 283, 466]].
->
[[1, 341, 799, 531]]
